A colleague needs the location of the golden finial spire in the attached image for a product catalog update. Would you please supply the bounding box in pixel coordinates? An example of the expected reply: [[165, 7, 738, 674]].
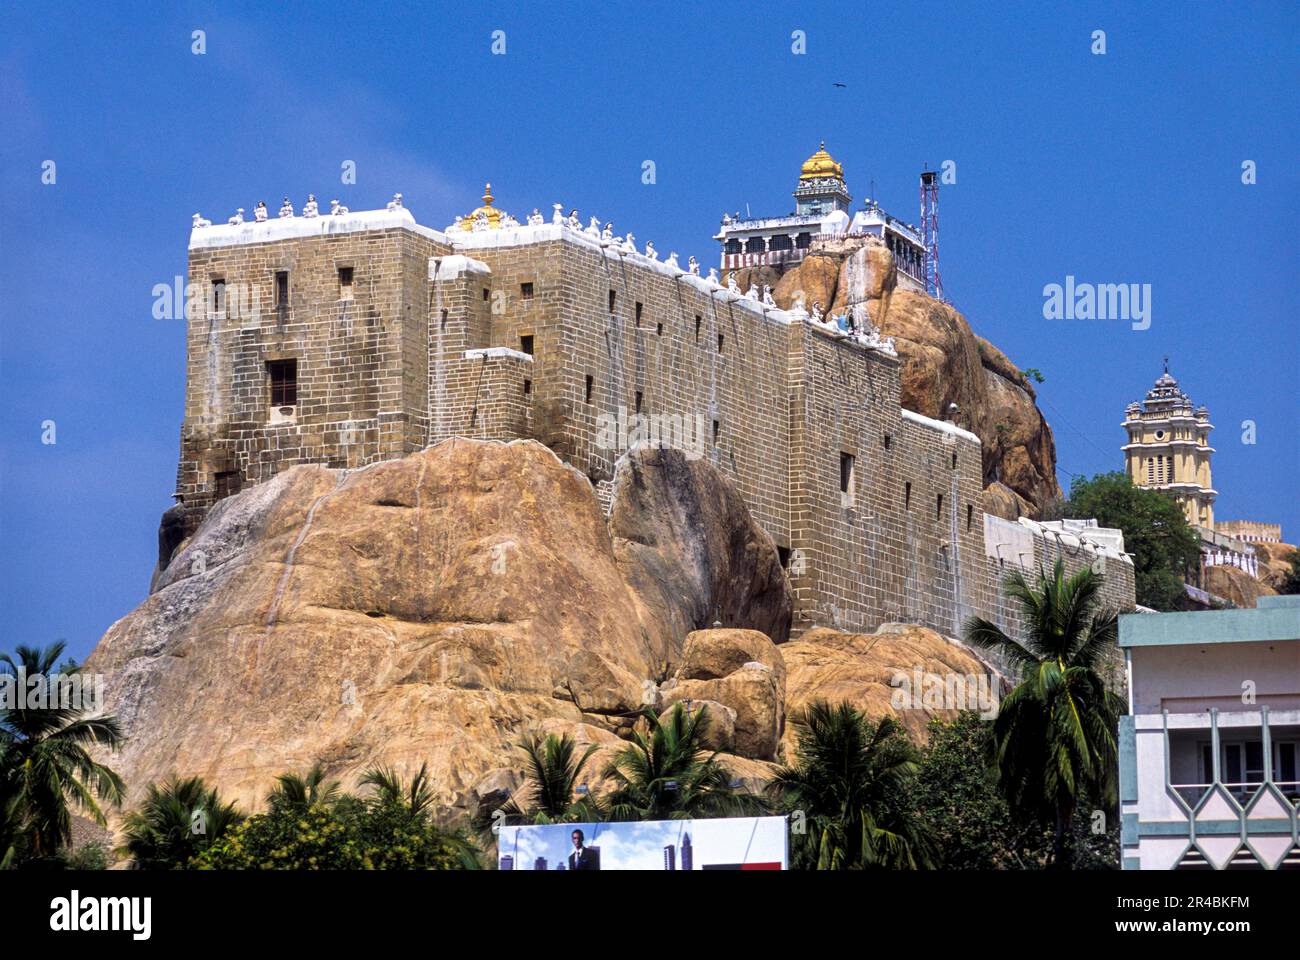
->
[[482, 183, 494, 207]]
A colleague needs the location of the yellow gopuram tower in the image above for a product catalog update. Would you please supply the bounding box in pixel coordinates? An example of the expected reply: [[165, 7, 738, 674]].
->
[[1122, 359, 1216, 529]]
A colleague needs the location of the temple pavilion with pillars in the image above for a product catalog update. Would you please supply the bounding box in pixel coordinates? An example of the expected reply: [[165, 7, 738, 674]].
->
[[714, 142, 927, 291]]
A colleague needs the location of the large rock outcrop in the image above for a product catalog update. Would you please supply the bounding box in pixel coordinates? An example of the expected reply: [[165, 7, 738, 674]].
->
[[756, 243, 1062, 516], [1252, 541, 1298, 594], [86, 440, 789, 815], [780, 624, 1000, 747], [1203, 564, 1277, 609]]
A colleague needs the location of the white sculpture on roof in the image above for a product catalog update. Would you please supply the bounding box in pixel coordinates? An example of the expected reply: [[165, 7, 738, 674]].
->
[[688, 256, 700, 275], [665, 251, 680, 270], [727, 275, 740, 295], [566, 209, 580, 229], [302, 194, 319, 218], [386, 193, 403, 211], [602, 222, 614, 242], [745, 284, 759, 300], [192, 213, 211, 229], [707, 267, 719, 284], [330, 198, 349, 215], [278, 197, 294, 218], [228, 208, 245, 225], [762, 285, 776, 307], [528, 208, 544, 226], [551, 203, 563, 225], [622, 232, 636, 253], [811, 302, 823, 323], [585, 216, 601, 237], [644, 241, 658, 261], [254, 201, 269, 222]]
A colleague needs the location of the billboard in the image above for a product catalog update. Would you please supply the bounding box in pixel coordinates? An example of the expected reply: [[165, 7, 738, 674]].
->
[[497, 816, 788, 871]]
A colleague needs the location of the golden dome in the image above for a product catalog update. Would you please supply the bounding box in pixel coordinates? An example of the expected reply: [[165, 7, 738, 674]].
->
[[459, 183, 504, 230], [799, 142, 844, 182]]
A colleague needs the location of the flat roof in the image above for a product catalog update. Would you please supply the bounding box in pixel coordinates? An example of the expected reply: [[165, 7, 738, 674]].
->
[[1119, 594, 1300, 648]]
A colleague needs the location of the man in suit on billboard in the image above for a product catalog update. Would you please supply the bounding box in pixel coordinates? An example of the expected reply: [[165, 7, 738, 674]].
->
[[568, 829, 599, 870]]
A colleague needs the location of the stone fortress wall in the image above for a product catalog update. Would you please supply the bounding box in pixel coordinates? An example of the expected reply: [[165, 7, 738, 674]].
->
[[179, 201, 1134, 644]]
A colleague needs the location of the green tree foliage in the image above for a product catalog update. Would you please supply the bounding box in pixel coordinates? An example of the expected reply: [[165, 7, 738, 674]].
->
[[964, 558, 1126, 869], [119, 776, 244, 869], [769, 701, 934, 869], [0, 642, 125, 864], [915, 712, 1119, 869], [604, 703, 761, 821], [487, 732, 603, 833], [1278, 550, 1300, 595], [1057, 471, 1199, 610], [194, 763, 480, 870]]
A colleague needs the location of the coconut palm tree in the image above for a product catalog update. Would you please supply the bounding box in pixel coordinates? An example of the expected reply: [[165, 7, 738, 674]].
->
[[501, 732, 603, 824], [0, 642, 125, 861], [604, 703, 761, 821], [266, 762, 341, 814], [119, 776, 244, 869], [769, 701, 934, 869], [360, 762, 435, 821], [963, 556, 1126, 869]]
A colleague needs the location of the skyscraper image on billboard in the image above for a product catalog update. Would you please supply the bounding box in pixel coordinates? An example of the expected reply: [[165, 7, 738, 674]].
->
[[497, 817, 787, 871]]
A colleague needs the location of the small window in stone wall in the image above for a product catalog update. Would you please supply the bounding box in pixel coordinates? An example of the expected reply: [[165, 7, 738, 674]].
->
[[840, 453, 855, 507], [712, 420, 720, 445], [275, 271, 289, 309], [967, 504, 974, 531], [905, 481, 912, 510], [482, 288, 490, 301], [717, 333, 725, 354], [523, 379, 532, 396], [267, 359, 298, 407], [635, 302, 643, 326], [635, 391, 643, 414], [211, 278, 226, 316], [936, 493, 944, 520], [883, 434, 891, 450], [656, 322, 664, 337], [585, 375, 594, 404], [338, 266, 354, 300], [440, 309, 448, 330], [521, 282, 534, 300], [609, 290, 616, 313], [951, 452, 957, 469], [695, 315, 702, 342], [520, 334, 534, 356], [214, 470, 242, 499]]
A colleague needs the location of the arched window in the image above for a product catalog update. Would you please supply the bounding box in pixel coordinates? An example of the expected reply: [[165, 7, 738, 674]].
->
[[795, 232, 812, 249], [744, 236, 766, 254], [724, 239, 741, 255], [769, 234, 794, 251]]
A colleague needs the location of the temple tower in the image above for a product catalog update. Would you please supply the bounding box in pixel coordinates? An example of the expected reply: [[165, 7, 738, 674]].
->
[[1122, 359, 1216, 529]]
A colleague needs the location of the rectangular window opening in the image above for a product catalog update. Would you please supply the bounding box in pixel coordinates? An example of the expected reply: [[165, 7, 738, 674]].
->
[[634, 390, 643, 414], [275, 271, 289, 309], [905, 481, 912, 510], [936, 493, 944, 520], [520, 334, 535, 356], [635, 302, 643, 327], [694, 315, 702, 342], [211, 278, 226, 316], [840, 453, 855, 507], [523, 379, 532, 396], [585, 374, 594, 404], [267, 358, 298, 407], [338, 266, 354, 300], [520, 281, 534, 300], [717, 333, 725, 354], [609, 289, 616, 313]]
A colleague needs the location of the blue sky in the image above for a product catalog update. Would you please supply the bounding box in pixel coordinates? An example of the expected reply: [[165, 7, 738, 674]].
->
[[1, 1, 1296, 662]]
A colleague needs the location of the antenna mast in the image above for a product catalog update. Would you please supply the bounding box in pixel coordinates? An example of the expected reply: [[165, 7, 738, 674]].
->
[[920, 168, 944, 301]]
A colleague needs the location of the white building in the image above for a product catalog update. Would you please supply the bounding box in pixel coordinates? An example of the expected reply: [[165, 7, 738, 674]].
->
[[714, 143, 926, 291], [1119, 595, 1300, 870]]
